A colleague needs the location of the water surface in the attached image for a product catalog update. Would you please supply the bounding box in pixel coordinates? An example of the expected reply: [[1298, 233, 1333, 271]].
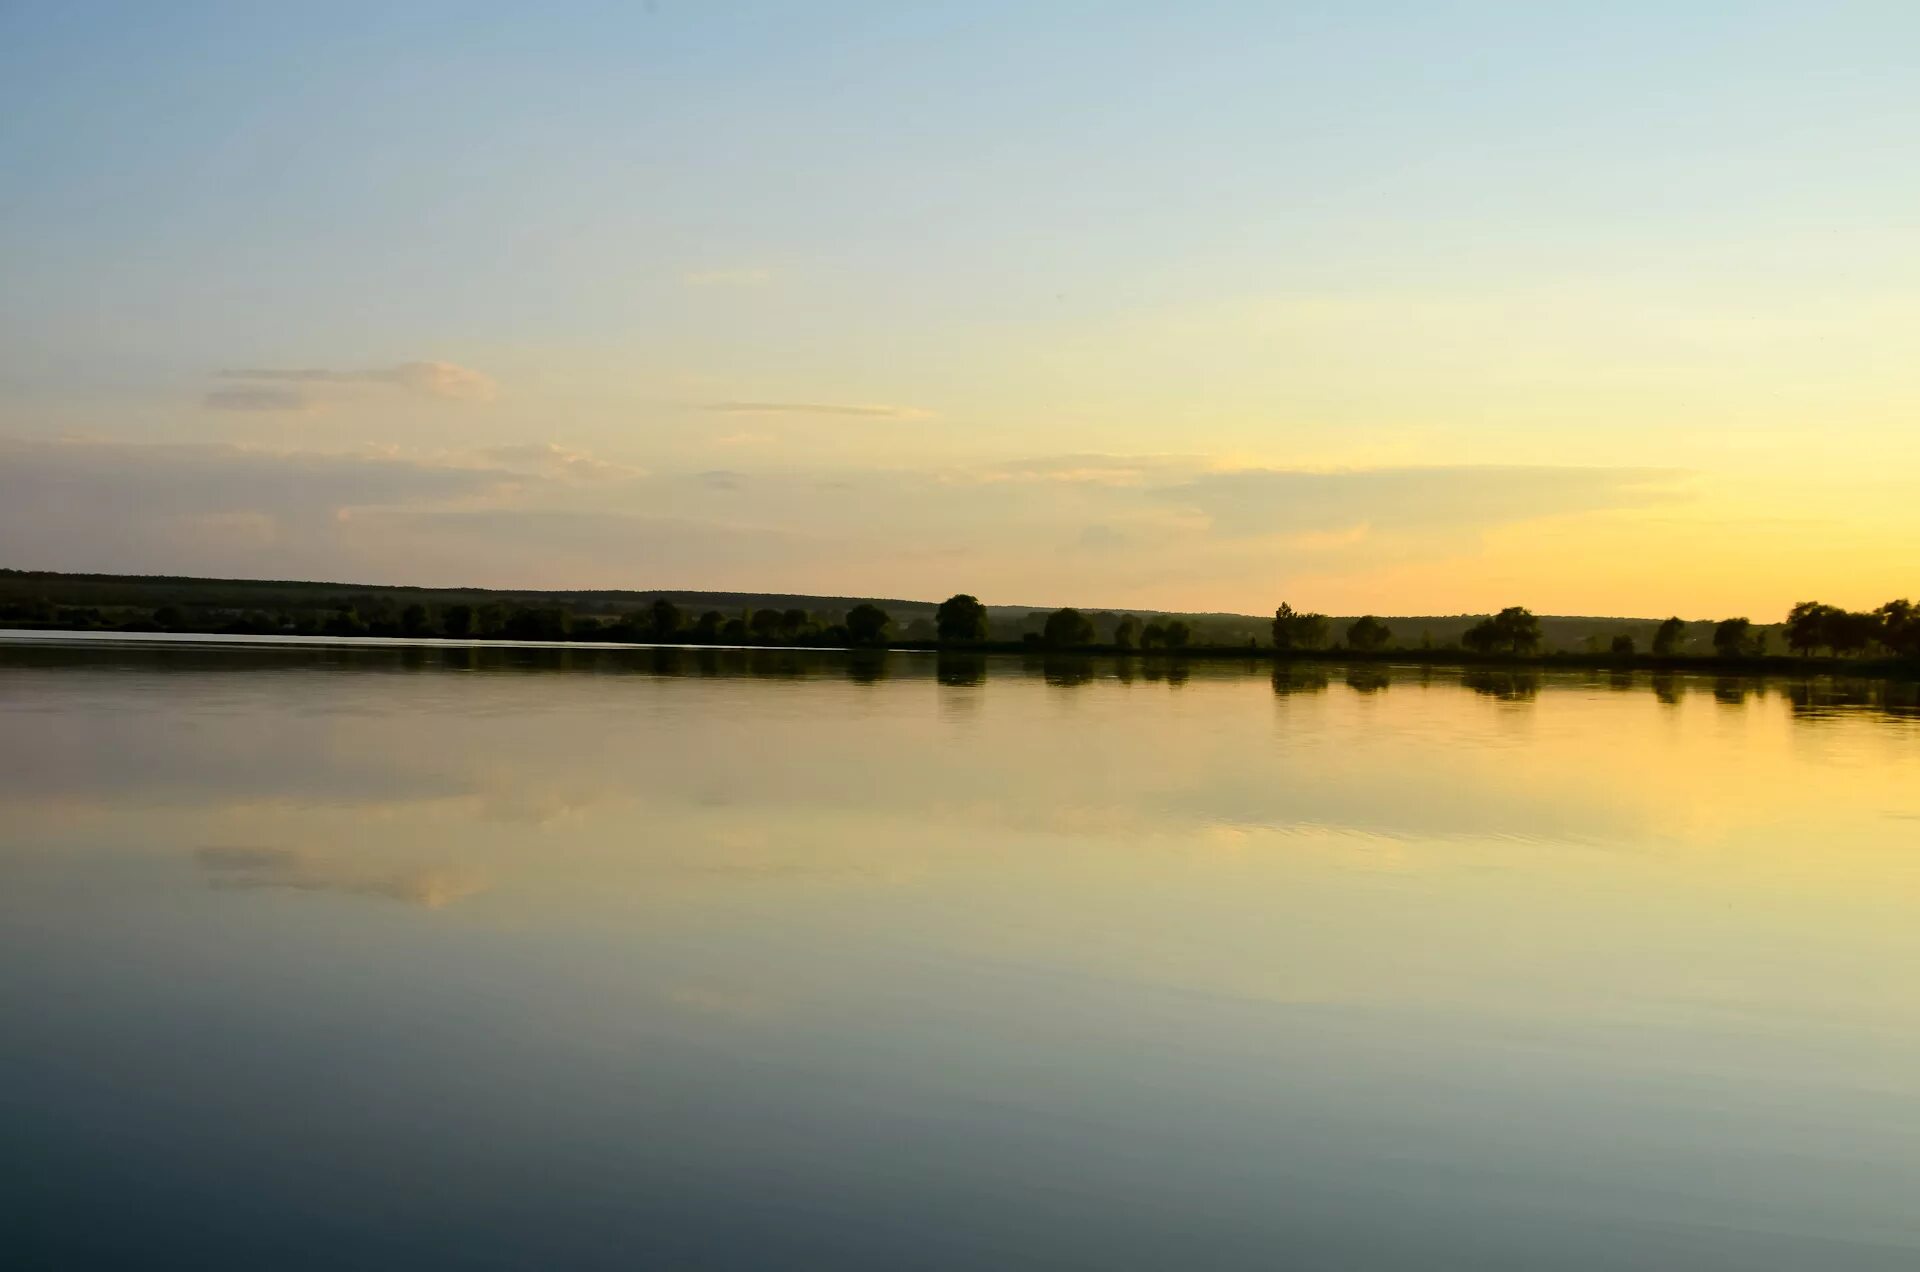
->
[[5, 638, 1919, 1269]]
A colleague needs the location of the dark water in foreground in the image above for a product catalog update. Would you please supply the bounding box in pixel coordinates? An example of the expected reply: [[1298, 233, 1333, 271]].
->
[[4, 636, 1920, 1269]]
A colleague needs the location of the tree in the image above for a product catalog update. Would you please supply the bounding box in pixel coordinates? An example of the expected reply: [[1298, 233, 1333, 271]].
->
[[1829, 608, 1879, 657], [781, 608, 810, 638], [442, 604, 475, 639], [1163, 619, 1192, 649], [1113, 615, 1142, 649], [845, 603, 890, 646], [1043, 607, 1096, 648], [1651, 616, 1685, 656], [1712, 617, 1754, 658], [1610, 633, 1636, 656], [693, 610, 725, 641], [1346, 615, 1391, 652], [936, 594, 990, 644], [749, 608, 785, 640], [1140, 621, 1167, 650], [647, 599, 682, 641], [1877, 599, 1920, 658], [401, 604, 431, 638], [1785, 601, 1838, 656], [1271, 603, 1329, 650], [1462, 606, 1541, 656]]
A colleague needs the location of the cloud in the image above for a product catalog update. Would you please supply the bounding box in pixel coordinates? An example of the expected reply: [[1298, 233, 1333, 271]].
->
[[474, 442, 644, 482], [683, 267, 774, 288], [698, 469, 745, 490], [962, 454, 1201, 487], [1157, 465, 1686, 538], [701, 401, 932, 420], [214, 360, 496, 402], [204, 386, 314, 412], [195, 846, 484, 909]]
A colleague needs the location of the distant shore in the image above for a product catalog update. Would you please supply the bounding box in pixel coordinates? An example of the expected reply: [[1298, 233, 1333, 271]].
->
[[6, 625, 1917, 680]]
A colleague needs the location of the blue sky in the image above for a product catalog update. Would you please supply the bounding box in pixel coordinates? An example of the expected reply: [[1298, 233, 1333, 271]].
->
[[3, 2, 1917, 613]]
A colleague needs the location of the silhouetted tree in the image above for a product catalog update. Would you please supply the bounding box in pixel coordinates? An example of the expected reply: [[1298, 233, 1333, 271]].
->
[[936, 593, 990, 644], [1113, 615, 1142, 650], [1346, 615, 1391, 652], [1651, 616, 1685, 656], [1140, 621, 1167, 650], [1712, 617, 1754, 658], [693, 610, 725, 641], [1462, 606, 1541, 656], [648, 599, 682, 641], [1163, 618, 1192, 649], [442, 604, 475, 639], [1271, 602, 1329, 650], [1610, 633, 1636, 656], [1785, 601, 1835, 655], [1829, 608, 1879, 657], [1043, 607, 1096, 648], [1877, 599, 1920, 658], [749, 608, 785, 640], [781, 608, 810, 639], [846, 603, 890, 647], [401, 604, 431, 638]]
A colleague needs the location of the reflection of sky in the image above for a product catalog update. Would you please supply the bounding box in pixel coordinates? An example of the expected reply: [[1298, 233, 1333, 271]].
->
[[5, 647, 1920, 1268]]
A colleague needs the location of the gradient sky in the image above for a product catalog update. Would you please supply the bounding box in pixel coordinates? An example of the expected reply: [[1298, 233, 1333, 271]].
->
[[3, 1, 1916, 616]]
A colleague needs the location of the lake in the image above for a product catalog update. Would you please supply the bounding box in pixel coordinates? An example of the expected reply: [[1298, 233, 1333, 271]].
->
[[5, 636, 1920, 1269]]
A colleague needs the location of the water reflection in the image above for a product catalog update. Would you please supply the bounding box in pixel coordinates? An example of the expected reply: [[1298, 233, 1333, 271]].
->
[[7, 639, 1920, 1271], [1460, 669, 1540, 701]]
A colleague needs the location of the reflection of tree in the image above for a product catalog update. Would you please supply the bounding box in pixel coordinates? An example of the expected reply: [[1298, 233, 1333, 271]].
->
[[935, 652, 986, 687], [1271, 666, 1330, 696], [1345, 667, 1390, 694], [1651, 674, 1682, 706], [1461, 670, 1539, 701], [1042, 655, 1095, 687], [845, 651, 889, 684]]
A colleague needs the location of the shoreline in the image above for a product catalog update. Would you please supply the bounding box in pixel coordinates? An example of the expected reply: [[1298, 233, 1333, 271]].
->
[[5, 625, 1917, 680]]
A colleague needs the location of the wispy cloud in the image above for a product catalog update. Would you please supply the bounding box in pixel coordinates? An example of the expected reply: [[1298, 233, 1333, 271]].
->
[[701, 401, 932, 420], [474, 442, 645, 482], [195, 846, 486, 909], [204, 386, 315, 412], [213, 361, 497, 403]]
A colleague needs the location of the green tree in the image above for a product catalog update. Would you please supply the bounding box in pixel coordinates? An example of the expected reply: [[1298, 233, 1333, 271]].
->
[[749, 608, 785, 640], [1113, 615, 1142, 650], [692, 610, 725, 641], [935, 593, 990, 644], [1610, 633, 1636, 656], [781, 608, 810, 639], [400, 604, 431, 638], [1043, 607, 1096, 648], [1163, 618, 1192, 649], [1711, 617, 1754, 658], [845, 603, 891, 646], [1651, 616, 1685, 656], [1271, 602, 1329, 650], [1345, 615, 1391, 652], [1140, 620, 1167, 650], [442, 604, 475, 639]]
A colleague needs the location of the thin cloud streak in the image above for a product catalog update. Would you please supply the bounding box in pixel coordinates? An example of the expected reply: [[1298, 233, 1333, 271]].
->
[[215, 361, 496, 402], [702, 401, 932, 420]]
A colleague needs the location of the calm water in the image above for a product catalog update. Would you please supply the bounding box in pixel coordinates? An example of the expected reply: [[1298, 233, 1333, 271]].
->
[[5, 637, 1920, 1270]]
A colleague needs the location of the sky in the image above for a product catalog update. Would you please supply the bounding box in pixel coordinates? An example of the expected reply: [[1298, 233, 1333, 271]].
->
[[2, 1, 1917, 618]]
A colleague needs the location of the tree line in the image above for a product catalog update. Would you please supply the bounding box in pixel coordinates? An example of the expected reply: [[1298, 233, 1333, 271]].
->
[[8, 584, 1920, 662]]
